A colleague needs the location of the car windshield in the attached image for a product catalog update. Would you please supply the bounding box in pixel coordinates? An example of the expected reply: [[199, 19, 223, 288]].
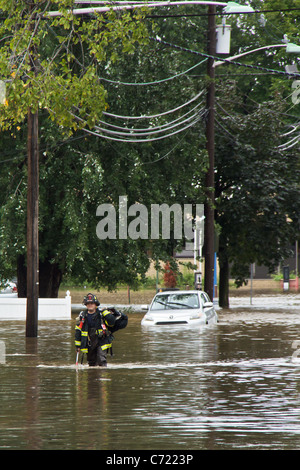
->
[[150, 293, 200, 310]]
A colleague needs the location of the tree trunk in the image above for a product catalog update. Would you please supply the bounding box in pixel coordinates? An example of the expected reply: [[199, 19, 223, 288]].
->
[[39, 260, 63, 298], [17, 254, 27, 298], [218, 250, 230, 308], [17, 256, 63, 298]]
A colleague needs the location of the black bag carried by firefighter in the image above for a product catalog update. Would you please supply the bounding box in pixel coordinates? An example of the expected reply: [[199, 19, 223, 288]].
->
[[106, 308, 128, 333]]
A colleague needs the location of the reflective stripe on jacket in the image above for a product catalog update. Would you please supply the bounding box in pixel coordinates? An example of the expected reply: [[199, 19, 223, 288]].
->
[[75, 308, 116, 352]]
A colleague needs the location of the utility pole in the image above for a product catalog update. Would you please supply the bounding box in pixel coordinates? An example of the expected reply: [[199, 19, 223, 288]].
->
[[26, 109, 39, 337], [26, 6, 39, 338], [204, 5, 216, 301]]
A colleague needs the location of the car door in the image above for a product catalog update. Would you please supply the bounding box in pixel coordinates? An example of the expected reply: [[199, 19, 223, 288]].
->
[[200, 293, 215, 321]]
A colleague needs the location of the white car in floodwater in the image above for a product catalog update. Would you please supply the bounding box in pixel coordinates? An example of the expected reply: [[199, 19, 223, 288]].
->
[[141, 290, 218, 326]]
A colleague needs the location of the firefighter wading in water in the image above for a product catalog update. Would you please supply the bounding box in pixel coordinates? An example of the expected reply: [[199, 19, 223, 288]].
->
[[75, 293, 127, 367]]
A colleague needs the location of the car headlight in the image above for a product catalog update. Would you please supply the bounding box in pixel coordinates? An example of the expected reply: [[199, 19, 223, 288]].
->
[[189, 312, 202, 320], [144, 315, 153, 321]]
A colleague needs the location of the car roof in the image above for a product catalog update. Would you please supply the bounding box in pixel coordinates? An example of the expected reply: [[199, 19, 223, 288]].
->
[[155, 290, 204, 295]]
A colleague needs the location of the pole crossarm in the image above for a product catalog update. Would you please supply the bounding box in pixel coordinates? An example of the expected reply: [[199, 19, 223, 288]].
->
[[47, 1, 227, 17]]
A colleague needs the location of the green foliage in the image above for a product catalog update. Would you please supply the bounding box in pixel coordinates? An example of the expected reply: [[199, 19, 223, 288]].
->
[[0, 1, 151, 132], [0, 1, 155, 290], [0, 1, 299, 296], [271, 271, 297, 281], [215, 91, 300, 286], [212, 0, 299, 295]]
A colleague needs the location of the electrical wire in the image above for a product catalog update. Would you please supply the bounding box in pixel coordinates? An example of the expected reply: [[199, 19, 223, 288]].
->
[[74, 112, 202, 142], [93, 107, 205, 137], [43, 20, 208, 139], [47, 1, 228, 17], [65, 1, 300, 16], [45, 22, 209, 89], [140, 129, 191, 164], [151, 37, 300, 79], [100, 58, 208, 86], [43, 22, 208, 141], [97, 100, 204, 131], [102, 89, 205, 120], [0, 133, 90, 165], [278, 133, 300, 151], [46, 21, 209, 124], [281, 125, 300, 138]]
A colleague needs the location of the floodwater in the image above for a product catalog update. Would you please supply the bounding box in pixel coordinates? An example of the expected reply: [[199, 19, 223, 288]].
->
[[0, 301, 299, 450]]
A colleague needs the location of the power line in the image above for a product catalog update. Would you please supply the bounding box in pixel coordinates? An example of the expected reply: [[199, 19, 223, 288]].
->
[[74, 111, 202, 142], [2, 4, 299, 21], [98, 100, 204, 131], [140, 129, 191, 164], [47, 2, 228, 17], [101, 57, 208, 86], [59, 1, 300, 17], [93, 107, 205, 137], [215, 101, 300, 152], [151, 37, 300, 78], [102, 89, 205, 120], [147, 7, 300, 18], [0, 133, 89, 165]]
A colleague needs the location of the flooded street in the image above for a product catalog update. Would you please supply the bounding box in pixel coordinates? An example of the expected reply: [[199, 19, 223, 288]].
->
[[0, 299, 299, 450]]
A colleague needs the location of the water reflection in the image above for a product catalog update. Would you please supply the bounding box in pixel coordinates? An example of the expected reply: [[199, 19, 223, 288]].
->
[[0, 309, 299, 450]]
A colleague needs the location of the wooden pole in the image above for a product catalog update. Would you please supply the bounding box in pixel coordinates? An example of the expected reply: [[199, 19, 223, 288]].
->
[[26, 4, 39, 337], [26, 108, 39, 337], [204, 5, 216, 301]]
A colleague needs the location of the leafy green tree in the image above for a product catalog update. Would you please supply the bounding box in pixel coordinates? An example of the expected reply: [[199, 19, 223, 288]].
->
[[0, 0, 150, 131], [215, 90, 299, 307], [0, 4, 209, 296], [0, 0, 153, 295], [1, 1, 298, 304], [212, 1, 299, 306], [63, 39, 209, 291]]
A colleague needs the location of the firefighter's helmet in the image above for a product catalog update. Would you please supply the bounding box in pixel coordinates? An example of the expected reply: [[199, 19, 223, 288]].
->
[[83, 293, 100, 306]]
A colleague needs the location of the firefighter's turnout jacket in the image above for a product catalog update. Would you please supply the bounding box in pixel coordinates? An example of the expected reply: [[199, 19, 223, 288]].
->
[[75, 308, 116, 354]]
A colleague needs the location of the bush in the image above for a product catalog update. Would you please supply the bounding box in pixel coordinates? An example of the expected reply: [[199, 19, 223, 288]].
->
[[163, 262, 177, 288]]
